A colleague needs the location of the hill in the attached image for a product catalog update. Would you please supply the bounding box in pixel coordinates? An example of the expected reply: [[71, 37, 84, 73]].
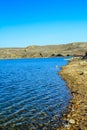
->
[[0, 42, 87, 58]]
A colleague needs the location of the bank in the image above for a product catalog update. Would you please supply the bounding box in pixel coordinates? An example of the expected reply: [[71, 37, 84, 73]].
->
[[58, 58, 87, 130]]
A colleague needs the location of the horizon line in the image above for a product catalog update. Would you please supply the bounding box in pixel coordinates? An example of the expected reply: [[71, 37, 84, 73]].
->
[[0, 42, 87, 48]]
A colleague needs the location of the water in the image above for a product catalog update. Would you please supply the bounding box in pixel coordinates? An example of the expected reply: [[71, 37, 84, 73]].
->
[[0, 58, 71, 130]]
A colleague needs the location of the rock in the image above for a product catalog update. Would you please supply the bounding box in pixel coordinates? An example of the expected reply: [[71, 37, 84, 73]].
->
[[60, 58, 87, 130], [66, 125, 71, 130], [69, 119, 75, 124], [42, 126, 48, 130], [39, 123, 43, 127], [80, 72, 84, 75], [67, 114, 70, 118]]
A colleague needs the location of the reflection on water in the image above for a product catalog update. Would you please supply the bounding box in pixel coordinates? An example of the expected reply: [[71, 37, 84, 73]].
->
[[0, 58, 71, 130]]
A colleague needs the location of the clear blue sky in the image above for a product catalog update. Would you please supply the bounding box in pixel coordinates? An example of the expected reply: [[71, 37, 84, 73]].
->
[[0, 0, 87, 47]]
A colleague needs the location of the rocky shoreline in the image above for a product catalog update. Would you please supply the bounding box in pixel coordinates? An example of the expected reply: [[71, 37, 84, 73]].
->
[[58, 58, 87, 130]]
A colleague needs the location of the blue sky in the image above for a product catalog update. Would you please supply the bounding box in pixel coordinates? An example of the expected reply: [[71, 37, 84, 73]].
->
[[0, 0, 87, 47]]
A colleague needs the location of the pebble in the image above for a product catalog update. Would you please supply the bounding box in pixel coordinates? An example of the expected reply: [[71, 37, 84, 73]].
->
[[59, 59, 87, 130], [42, 126, 48, 130], [69, 119, 75, 124], [39, 123, 43, 127], [67, 114, 70, 118]]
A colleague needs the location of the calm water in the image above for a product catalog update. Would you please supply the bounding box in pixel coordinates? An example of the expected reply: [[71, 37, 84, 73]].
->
[[0, 58, 71, 130]]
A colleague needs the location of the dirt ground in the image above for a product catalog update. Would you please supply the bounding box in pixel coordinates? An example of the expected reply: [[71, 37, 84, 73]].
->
[[58, 58, 87, 130]]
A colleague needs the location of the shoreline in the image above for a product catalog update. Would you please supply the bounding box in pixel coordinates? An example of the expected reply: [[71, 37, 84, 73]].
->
[[58, 58, 87, 130]]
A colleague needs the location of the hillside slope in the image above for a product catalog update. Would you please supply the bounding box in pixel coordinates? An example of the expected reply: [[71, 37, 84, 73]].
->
[[0, 42, 87, 58]]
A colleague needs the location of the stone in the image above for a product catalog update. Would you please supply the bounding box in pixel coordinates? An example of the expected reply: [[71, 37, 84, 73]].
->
[[39, 123, 43, 127], [69, 119, 75, 124], [42, 126, 48, 130], [67, 114, 70, 118]]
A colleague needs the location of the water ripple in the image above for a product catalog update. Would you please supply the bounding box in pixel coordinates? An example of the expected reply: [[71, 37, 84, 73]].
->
[[0, 58, 71, 130]]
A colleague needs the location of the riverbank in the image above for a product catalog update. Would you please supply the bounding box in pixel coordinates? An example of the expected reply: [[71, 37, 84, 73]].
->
[[58, 58, 87, 130]]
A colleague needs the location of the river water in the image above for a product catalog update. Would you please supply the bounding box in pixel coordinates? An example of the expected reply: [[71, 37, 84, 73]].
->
[[0, 58, 71, 130]]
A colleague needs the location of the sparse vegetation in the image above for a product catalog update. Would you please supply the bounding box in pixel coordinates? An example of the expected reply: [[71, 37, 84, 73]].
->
[[0, 42, 87, 59]]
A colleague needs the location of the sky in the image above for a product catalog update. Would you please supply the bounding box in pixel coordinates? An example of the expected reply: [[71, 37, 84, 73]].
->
[[0, 0, 87, 47]]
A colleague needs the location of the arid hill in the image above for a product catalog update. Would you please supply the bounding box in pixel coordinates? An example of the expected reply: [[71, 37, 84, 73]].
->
[[0, 42, 87, 58]]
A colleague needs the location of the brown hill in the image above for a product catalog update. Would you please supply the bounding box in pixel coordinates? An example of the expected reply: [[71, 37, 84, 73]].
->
[[0, 42, 87, 58]]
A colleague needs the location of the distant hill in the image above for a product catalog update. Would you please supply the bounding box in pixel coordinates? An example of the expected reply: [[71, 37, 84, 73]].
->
[[0, 42, 87, 58]]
